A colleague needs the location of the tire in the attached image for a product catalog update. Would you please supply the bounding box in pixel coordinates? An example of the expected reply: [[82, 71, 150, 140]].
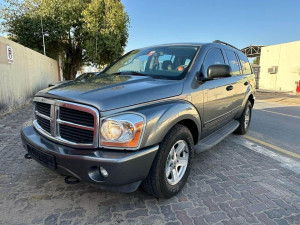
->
[[142, 124, 194, 198], [235, 100, 252, 135]]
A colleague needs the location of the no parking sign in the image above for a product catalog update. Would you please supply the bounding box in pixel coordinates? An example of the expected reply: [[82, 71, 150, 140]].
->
[[7, 46, 13, 64]]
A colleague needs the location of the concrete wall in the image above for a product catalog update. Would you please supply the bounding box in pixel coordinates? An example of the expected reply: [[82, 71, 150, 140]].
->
[[0, 37, 60, 115], [259, 40, 300, 92]]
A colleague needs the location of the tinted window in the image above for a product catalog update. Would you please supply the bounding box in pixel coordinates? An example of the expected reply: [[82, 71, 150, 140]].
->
[[237, 52, 252, 74], [202, 48, 225, 76], [225, 50, 241, 75]]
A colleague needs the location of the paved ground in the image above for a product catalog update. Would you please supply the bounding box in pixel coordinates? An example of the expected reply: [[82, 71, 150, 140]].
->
[[255, 91, 300, 106], [1, 103, 300, 225]]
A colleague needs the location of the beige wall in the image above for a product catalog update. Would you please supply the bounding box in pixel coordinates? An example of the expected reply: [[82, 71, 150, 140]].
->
[[259, 40, 300, 92], [0, 37, 60, 115]]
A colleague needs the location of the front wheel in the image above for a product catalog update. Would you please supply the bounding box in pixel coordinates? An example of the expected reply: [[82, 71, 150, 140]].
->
[[142, 124, 193, 198], [235, 100, 252, 135]]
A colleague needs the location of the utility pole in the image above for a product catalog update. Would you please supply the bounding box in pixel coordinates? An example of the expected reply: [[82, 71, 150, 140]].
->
[[41, 17, 46, 56]]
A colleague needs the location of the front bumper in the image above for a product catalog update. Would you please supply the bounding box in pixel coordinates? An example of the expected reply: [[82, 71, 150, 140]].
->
[[21, 125, 158, 192]]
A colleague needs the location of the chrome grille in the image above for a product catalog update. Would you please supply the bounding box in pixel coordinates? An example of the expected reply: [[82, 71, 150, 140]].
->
[[33, 97, 99, 148], [60, 124, 94, 143], [36, 115, 51, 133], [60, 107, 94, 127], [36, 102, 51, 117]]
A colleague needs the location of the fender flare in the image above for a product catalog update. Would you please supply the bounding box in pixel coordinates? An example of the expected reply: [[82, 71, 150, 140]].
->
[[137, 100, 202, 148], [237, 86, 255, 117]]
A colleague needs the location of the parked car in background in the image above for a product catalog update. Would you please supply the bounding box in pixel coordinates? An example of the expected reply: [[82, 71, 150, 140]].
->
[[22, 41, 255, 198]]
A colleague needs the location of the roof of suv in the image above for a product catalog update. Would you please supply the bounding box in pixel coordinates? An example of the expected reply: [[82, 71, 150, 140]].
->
[[141, 41, 241, 52]]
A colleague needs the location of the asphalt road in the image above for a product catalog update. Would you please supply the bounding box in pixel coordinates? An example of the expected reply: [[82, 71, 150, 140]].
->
[[247, 100, 300, 158]]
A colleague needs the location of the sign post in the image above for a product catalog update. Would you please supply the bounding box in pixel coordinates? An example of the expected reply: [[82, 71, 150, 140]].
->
[[7, 46, 14, 64]]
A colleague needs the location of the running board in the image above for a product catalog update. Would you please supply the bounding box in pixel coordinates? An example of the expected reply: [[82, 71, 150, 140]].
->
[[195, 120, 240, 153]]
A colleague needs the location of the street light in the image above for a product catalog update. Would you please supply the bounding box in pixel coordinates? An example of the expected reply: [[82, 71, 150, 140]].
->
[[41, 17, 46, 56]]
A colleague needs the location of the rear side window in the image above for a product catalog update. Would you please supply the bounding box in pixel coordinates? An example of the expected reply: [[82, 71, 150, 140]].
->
[[225, 50, 241, 75], [202, 48, 225, 76], [237, 52, 252, 74]]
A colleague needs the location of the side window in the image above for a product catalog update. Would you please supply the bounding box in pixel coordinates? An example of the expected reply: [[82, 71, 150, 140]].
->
[[237, 52, 252, 74], [225, 50, 241, 75], [202, 48, 225, 76]]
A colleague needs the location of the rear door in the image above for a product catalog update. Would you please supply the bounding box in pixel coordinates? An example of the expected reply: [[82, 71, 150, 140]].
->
[[201, 48, 236, 132], [223, 50, 246, 111], [237, 51, 253, 98]]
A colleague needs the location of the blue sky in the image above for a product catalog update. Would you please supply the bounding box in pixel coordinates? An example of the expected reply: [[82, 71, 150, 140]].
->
[[122, 0, 300, 51], [1, 0, 300, 53]]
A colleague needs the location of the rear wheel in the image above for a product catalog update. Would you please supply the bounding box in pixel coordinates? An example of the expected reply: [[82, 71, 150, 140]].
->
[[235, 100, 252, 135], [142, 124, 193, 198]]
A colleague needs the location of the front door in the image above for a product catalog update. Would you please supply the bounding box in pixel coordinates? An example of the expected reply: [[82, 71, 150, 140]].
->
[[201, 48, 236, 134]]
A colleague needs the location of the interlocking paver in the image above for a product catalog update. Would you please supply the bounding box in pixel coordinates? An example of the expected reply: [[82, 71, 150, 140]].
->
[[228, 198, 251, 208], [246, 202, 269, 213], [236, 207, 259, 224], [255, 212, 277, 225], [175, 210, 193, 224], [192, 216, 208, 225], [265, 208, 289, 219], [0, 103, 300, 224], [204, 211, 227, 223], [218, 202, 239, 218]]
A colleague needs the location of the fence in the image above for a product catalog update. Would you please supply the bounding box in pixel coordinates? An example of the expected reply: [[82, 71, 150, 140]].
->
[[0, 37, 61, 115]]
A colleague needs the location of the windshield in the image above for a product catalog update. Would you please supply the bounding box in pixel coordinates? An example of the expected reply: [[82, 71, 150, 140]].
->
[[103, 45, 199, 79]]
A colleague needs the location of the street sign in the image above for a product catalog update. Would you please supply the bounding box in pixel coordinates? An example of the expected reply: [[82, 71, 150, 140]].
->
[[7, 46, 13, 64]]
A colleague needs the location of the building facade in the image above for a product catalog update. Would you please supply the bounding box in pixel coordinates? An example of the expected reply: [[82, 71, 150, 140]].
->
[[259, 40, 300, 93]]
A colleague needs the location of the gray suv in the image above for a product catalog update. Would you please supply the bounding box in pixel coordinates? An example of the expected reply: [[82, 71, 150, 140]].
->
[[21, 41, 255, 198]]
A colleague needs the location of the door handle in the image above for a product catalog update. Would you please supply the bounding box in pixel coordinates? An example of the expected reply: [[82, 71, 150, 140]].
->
[[226, 85, 234, 91], [244, 81, 249, 86]]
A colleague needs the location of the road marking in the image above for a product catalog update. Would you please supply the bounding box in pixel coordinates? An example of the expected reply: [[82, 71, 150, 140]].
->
[[257, 109, 300, 119], [243, 135, 300, 160], [233, 136, 300, 174]]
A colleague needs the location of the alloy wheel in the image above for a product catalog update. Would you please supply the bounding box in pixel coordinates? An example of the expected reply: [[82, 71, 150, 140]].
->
[[165, 140, 189, 185], [244, 107, 251, 128]]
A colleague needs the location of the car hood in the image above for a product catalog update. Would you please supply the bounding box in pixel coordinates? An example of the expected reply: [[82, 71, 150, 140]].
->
[[37, 75, 183, 111]]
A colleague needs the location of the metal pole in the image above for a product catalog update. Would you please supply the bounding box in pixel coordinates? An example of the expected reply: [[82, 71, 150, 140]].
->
[[41, 17, 46, 56], [95, 36, 98, 62]]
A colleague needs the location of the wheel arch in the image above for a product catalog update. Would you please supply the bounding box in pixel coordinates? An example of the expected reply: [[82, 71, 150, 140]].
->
[[177, 119, 199, 145], [140, 101, 202, 148], [236, 90, 255, 118], [248, 93, 255, 107]]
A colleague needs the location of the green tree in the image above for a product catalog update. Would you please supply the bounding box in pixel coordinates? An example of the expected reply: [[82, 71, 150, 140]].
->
[[253, 57, 260, 65], [0, 0, 129, 80]]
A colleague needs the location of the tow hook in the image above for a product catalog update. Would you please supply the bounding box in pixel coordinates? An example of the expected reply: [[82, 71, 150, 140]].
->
[[24, 153, 32, 159], [64, 176, 80, 184]]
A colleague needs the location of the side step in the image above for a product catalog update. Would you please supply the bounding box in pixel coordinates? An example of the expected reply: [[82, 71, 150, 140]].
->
[[195, 120, 240, 153]]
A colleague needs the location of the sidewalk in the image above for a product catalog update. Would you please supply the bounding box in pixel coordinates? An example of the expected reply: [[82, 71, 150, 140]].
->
[[256, 90, 300, 106]]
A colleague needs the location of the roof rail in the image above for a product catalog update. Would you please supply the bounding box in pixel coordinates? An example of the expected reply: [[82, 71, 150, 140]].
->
[[213, 40, 241, 51]]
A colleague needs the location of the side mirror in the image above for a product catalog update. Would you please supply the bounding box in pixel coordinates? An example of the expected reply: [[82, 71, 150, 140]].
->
[[207, 64, 231, 79]]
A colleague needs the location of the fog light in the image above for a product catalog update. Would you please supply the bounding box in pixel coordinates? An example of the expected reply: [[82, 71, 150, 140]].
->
[[99, 167, 108, 178]]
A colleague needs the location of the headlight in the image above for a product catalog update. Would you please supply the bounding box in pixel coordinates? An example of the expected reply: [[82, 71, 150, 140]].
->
[[100, 113, 145, 149]]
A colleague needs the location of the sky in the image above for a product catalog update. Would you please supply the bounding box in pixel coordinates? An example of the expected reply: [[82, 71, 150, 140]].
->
[[1, 0, 300, 54], [122, 0, 300, 52]]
